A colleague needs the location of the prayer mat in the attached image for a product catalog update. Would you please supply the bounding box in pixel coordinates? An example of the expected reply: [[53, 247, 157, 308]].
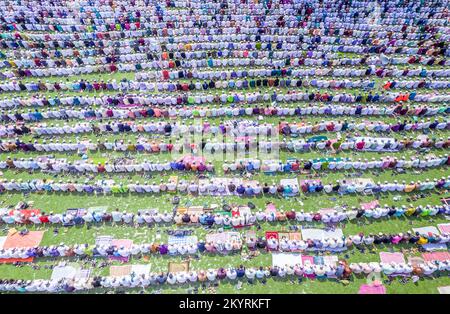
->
[[412, 226, 440, 235], [311, 157, 346, 163], [301, 228, 343, 240], [358, 284, 386, 294], [236, 206, 251, 216], [2, 231, 44, 249], [168, 261, 189, 273], [289, 232, 302, 241], [346, 178, 375, 186], [75, 269, 92, 280], [421, 243, 448, 251], [272, 252, 302, 267], [112, 239, 133, 249], [278, 232, 290, 242], [187, 206, 204, 215], [301, 256, 316, 279], [176, 207, 188, 215], [437, 223, 450, 234], [265, 231, 279, 251], [108, 256, 130, 262], [318, 208, 335, 215], [360, 200, 380, 210], [181, 155, 206, 164], [244, 230, 256, 239], [314, 256, 324, 265], [206, 232, 240, 243], [437, 286, 450, 294], [0, 257, 34, 264], [323, 255, 339, 266], [66, 208, 86, 217], [131, 264, 151, 276], [265, 203, 277, 214], [88, 206, 108, 214], [262, 159, 282, 175], [51, 265, 78, 280], [95, 235, 113, 247], [168, 235, 198, 246], [231, 206, 254, 228], [422, 252, 450, 262], [408, 256, 425, 266], [110, 265, 132, 277], [301, 255, 315, 266], [380, 252, 405, 264]]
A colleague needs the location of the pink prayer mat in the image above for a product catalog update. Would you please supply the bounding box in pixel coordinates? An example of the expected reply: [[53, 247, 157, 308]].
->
[[438, 224, 450, 234], [112, 239, 133, 249], [180, 155, 206, 164], [358, 284, 386, 294], [302, 255, 316, 279], [379, 252, 405, 264], [301, 255, 315, 265], [265, 203, 277, 214], [360, 200, 380, 210], [318, 208, 335, 215], [422, 252, 450, 262]]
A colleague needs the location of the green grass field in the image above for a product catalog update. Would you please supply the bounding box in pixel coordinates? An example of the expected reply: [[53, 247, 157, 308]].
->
[[1, 40, 449, 293]]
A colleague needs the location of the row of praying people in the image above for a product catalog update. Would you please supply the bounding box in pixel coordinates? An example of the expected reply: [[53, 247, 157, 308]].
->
[[1, 258, 448, 293], [1, 89, 449, 110], [222, 155, 450, 173], [1, 152, 448, 174], [2, 103, 448, 119], [1, 228, 449, 260], [0, 156, 215, 173], [1, 176, 450, 196], [2, 21, 446, 54], [2, 76, 450, 95], [5, 50, 450, 78], [2, 136, 449, 154], [2, 117, 448, 138], [2, 203, 449, 227], [301, 177, 450, 194]]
